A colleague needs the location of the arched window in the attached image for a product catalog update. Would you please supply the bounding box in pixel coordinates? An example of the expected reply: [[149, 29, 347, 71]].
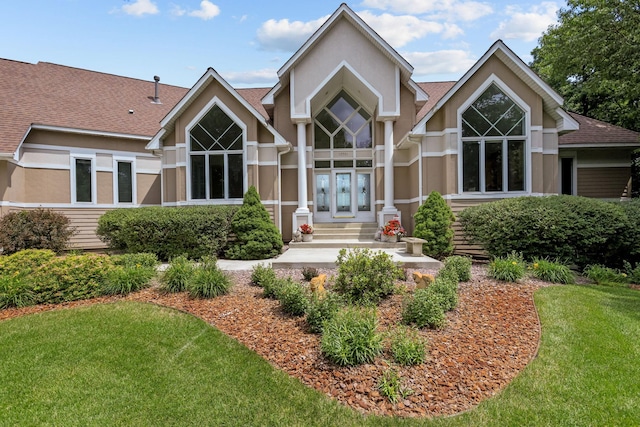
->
[[189, 105, 244, 200], [461, 83, 526, 193], [314, 91, 372, 149]]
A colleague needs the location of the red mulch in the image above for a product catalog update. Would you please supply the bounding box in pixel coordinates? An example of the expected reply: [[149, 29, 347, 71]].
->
[[0, 268, 546, 418]]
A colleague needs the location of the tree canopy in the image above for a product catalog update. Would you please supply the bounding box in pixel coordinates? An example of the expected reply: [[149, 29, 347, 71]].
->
[[531, 0, 640, 131]]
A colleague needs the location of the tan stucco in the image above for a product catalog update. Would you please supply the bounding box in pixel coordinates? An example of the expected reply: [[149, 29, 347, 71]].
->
[[138, 174, 161, 205]]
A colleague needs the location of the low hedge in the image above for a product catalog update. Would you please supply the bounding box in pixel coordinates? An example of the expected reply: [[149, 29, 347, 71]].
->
[[459, 195, 638, 268], [97, 205, 238, 260]]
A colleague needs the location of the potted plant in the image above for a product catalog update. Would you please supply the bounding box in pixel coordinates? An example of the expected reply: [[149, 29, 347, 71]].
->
[[299, 223, 314, 242], [381, 218, 405, 243]]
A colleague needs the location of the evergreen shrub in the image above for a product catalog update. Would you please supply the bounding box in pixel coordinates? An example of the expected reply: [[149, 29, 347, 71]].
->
[[413, 191, 455, 258], [0, 209, 75, 255], [97, 205, 237, 260], [459, 195, 629, 268], [225, 186, 283, 260]]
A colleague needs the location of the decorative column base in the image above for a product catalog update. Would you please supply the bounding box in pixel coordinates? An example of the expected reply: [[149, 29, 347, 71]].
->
[[292, 210, 313, 241], [378, 208, 400, 228]]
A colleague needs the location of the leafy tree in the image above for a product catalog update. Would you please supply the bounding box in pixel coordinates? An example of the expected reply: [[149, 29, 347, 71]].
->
[[413, 191, 455, 259], [225, 186, 283, 260], [531, 0, 640, 131]]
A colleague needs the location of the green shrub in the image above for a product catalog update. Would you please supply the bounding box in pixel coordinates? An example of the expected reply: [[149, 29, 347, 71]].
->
[[30, 254, 115, 304], [334, 248, 400, 305], [618, 199, 640, 265], [0, 275, 34, 309], [402, 289, 446, 329], [250, 263, 276, 287], [529, 258, 575, 284], [301, 266, 318, 282], [459, 195, 629, 268], [488, 253, 526, 282], [377, 369, 413, 404], [413, 191, 455, 258], [160, 255, 194, 293], [583, 265, 629, 287], [0, 249, 56, 277], [429, 275, 459, 311], [97, 205, 237, 260], [306, 292, 344, 334], [225, 186, 283, 260], [112, 252, 159, 269], [389, 325, 428, 366], [623, 261, 640, 285], [102, 265, 156, 295], [262, 276, 287, 299], [321, 306, 382, 366], [187, 257, 232, 298], [275, 279, 310, 316], [442, 256, 472, 282], [0, 209, 75, 255]]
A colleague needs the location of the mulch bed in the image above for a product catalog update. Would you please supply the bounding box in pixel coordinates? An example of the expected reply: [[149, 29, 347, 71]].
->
[[1, 266, 547, 418]]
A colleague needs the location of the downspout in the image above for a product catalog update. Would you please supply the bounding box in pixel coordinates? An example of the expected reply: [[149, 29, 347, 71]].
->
[[277, 141, 292, 232]]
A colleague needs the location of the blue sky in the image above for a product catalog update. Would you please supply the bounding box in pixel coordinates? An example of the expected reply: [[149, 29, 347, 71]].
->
[[0, 0, 561, 88]]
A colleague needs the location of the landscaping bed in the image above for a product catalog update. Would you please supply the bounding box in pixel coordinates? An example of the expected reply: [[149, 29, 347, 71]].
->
[[0, 265, 546, 418]]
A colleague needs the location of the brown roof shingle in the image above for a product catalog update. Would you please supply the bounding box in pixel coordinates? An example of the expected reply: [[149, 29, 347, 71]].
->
[[559, 112, 640, 146], [416, 81, 456, 122], [0, 58, 188, 154]]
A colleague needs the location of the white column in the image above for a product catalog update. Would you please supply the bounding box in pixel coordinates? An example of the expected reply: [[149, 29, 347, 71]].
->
[[295, 121, 309, 213], [383, 119, 395, 211]]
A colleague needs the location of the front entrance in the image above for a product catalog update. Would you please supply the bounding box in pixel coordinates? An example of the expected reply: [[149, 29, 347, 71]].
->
[[314, 170, 374, 222]]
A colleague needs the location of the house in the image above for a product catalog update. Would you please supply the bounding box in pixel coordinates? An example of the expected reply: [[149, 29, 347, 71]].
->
[[1, 4, 638, 250]]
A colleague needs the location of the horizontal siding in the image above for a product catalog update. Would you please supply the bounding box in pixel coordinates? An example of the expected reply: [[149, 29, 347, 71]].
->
[[577, 167, 630, 199], [450, 200, 490, 258]]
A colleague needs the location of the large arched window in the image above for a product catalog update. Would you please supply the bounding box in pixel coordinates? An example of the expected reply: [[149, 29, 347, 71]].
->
[[314, 91, 372, 150], [461, 83, 526, 193], [189, 104, 244, 200]]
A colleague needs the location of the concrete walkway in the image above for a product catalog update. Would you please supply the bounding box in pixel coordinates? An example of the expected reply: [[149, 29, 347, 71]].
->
[[215, 246, 441, 271]]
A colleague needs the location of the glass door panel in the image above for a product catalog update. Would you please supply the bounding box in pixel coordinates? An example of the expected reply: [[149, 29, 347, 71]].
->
[[316, 174, 330, 212], [357, 173, 371, 211], [335, 172, 352, 214]]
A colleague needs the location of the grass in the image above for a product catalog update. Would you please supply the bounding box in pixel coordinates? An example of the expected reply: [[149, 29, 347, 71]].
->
[[0, 285, 639, 426]]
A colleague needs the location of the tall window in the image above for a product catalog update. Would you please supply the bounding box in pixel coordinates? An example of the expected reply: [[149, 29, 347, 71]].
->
[[314, 91, 372, 150], [73, 157, 93, 203], [189, 105, 244, 200], [116, 161, 133, 203], [461, 83, 526, 193]]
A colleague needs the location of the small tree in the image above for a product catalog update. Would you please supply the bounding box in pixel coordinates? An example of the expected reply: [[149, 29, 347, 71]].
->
[[413, 191, 455, 259], [225, 186, 283, 260], [0, 209, 76, 254]]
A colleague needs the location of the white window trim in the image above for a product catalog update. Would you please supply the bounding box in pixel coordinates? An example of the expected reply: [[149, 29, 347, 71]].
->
[[113, 156, 137, 205], [185, 97, 247, 202], [70, 154, 97, 205], [457, 74, 532, 195]]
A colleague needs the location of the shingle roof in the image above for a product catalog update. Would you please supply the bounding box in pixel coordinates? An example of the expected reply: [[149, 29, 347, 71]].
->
[[0, 58, 188, 154], [559, 112, 640, 146], [235, 87, 271, 120], [415, 81, 456, 122]]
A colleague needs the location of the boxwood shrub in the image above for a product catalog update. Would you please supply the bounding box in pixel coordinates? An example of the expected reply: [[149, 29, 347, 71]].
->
[[97, 205, 238, 260], [459, 195, 631, 268]]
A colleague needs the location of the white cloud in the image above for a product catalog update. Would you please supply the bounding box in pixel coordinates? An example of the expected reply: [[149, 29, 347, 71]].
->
[[256, 15, 329, 52], [490, 2, 559, 42], [360, 0, 492, 22], [222, 68, 279, 85], [403, 50, 477, 75], [122, 0, 159, 16], [357, 11, 448, 47], [188, 1, 220, 20]]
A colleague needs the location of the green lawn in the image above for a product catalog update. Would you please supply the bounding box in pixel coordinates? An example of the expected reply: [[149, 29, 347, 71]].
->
[[1, 285, 638, 426]]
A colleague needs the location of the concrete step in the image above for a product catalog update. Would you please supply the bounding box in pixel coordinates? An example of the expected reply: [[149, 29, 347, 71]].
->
[[289, 238, 403, 249]]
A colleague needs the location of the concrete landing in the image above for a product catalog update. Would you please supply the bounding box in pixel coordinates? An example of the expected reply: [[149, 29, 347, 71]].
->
[[270, 246, 441, 270]]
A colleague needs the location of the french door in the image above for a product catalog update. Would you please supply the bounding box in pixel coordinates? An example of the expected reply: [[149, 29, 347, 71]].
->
[[315, 170, 374, 222]]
